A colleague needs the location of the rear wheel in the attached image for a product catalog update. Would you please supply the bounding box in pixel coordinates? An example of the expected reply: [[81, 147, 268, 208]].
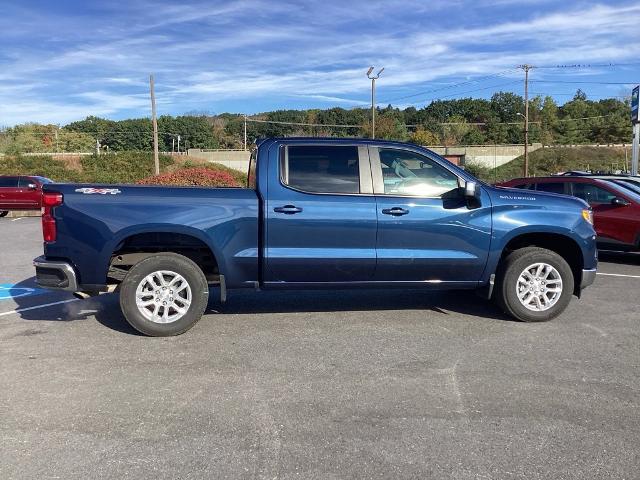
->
[[119, 253, 209, 336], [495, 247, 574, 322], [0, 211, 8, 218]]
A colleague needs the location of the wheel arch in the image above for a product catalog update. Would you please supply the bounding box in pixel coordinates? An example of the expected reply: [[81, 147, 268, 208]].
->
[[103, 225, 225, 284], [495, 231, 584, 295]]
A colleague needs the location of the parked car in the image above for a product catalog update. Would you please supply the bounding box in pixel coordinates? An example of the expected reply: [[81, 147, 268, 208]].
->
[[498, 176, 640, 251], [0, 175, 54, 217], [34, 138, 597, 336], [558, 172, 640, 194]]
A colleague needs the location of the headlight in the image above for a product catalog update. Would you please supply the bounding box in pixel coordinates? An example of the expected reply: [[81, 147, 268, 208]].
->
[[582, 209, 594, 225]]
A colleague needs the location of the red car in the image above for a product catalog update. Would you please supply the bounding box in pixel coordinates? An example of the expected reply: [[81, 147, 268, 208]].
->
[[498, 176, 640, 251], [0, 175, 53, 217]]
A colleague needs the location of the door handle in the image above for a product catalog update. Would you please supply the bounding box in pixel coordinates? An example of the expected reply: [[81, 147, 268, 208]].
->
[[274, 205, 303, 214], [382, 207, 409, 216]]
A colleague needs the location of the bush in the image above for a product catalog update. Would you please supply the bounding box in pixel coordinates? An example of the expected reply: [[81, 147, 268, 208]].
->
[[81, 152, 174, 184], [136, 167, 243, 187], [0, 155, 84, 182]]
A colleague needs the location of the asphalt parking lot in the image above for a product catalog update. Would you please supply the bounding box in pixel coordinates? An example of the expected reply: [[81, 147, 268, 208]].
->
[[1, 217, 639, 479]]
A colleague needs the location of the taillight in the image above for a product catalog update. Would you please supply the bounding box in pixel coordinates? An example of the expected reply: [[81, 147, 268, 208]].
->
[[42, 192, 63, 242]]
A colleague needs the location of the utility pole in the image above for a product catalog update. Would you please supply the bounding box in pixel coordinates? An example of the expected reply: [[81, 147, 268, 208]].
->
[[518, 64, 533, 177], [172, 137, 175, 153], [243, 115, 247, 151], [177, 135, 181, 154], [149, 74, 160, 175], [366, 66, 384, 139]]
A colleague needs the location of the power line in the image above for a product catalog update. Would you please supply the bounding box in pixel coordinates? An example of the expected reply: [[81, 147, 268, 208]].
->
[[402, 79, 522, 106], [380, 69, 519, 104], [245, 118, 361, 128], [531, 80, 638, 85]]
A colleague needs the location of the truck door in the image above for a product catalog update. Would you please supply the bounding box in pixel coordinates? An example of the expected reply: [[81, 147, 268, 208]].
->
[[18, 177, 41, 209], [264, 144, 377, 283], [370, 146, 492, 284]]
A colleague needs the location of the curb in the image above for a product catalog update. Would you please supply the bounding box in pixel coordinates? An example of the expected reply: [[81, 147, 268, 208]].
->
[[3, 211, 41, 218]]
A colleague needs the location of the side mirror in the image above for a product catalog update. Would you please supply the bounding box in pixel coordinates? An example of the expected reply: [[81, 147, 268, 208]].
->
[[464, 181, 478, 198], [27, 183, 37, 190], [611, 197, 630, 206]]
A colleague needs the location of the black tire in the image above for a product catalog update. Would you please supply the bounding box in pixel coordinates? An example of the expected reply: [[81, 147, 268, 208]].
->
[[494, 246, 574, 322], [119, 253, 209, 336], [0, 211, 8, 218]]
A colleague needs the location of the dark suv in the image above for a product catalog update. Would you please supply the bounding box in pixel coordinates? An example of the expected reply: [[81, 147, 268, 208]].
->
[[498, 176, 640, 251], [0, 175, 53, 217]]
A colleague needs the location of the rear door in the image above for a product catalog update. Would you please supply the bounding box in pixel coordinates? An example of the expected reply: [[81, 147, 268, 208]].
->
[[264, 143, 377, 283], [0, 176, 20, 209], [371, 147, 492, 284]]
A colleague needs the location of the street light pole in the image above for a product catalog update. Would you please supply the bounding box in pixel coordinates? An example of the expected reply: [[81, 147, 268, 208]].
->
[[518, 64, 533, 177], [367, 66, 384, 139]]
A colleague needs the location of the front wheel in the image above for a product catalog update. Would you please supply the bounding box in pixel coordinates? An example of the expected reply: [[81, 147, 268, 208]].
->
[[119, 253, 209, 336], [0, 211, 8, 218], [494, 247, 574, 322]]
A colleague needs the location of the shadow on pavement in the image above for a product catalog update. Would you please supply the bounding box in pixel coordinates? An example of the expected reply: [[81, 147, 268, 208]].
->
[[9, 277, 513, 336], [598, 250, 640, 266]]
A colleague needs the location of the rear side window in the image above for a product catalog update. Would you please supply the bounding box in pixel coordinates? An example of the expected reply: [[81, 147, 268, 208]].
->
[[535, 182, 566, 194], [282, 145, 360, 194], [571, 183, 616, 204], [0, 177, 19, 187]]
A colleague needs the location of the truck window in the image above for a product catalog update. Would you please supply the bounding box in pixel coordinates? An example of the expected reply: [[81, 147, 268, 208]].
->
[[535, 182, 566, 194], [283, 145, 360, 194], [0, 177, 19, 187], [377, 149, 458, 197], [571, 183, 616, 204]]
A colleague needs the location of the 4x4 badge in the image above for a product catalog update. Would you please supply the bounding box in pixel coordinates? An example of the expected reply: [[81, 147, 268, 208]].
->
[[75, 188, 121, 195]]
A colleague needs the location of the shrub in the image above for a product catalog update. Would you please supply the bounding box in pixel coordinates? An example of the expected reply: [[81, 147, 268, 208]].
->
[[81, 151, 174, 184], [136, 167, 242, 187]]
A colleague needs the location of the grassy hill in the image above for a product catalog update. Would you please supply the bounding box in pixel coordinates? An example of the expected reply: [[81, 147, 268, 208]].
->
[[489, 146, 630, 183], [0, 152, 246, 185]]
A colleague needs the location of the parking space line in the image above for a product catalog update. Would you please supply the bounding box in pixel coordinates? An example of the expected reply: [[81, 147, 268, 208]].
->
[[596, 273, 640, 279], [0, 299, 79, 317]]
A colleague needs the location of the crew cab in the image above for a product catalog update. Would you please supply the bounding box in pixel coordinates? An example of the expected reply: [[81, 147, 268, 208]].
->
[[34, 139, 597, 336], [499, 176, 640, 251], [0, 175, 53, 217]]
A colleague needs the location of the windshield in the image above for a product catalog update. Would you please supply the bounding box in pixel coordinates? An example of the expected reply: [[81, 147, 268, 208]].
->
[[602, 180, 640, 203], [612, 180, 640, 196]]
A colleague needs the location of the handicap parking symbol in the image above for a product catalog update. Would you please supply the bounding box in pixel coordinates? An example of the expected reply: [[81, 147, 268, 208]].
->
[[0, 284, 48, 301]]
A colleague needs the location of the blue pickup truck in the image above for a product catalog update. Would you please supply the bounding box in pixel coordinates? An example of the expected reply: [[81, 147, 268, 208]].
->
[[34, 138, 597, 336]]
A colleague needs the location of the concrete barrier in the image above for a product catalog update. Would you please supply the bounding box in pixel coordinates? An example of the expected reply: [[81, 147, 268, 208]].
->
[[187, 149, 250, 173], [427, 144, 543, 168]]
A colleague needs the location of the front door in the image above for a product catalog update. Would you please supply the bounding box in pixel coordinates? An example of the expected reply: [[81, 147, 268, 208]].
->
[[18, 177, 41, 209], [371, 147, 492, 284], [264, 143, 377, 284], [570, 181, 635, 246]]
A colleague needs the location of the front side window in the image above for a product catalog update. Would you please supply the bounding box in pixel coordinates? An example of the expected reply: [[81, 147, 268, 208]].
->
[[283, 145, 360, 194], [571, 183, 616, 204], [378, 149, 459, 197], [0, 177, 19, 187]]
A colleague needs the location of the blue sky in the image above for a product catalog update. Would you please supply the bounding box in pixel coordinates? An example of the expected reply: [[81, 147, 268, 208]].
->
[[0, 0, 639, 126]]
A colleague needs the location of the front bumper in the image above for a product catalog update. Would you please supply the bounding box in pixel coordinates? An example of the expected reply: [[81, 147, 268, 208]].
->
[[33, 256, 78, 291], [580, 268, 597, 289]]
